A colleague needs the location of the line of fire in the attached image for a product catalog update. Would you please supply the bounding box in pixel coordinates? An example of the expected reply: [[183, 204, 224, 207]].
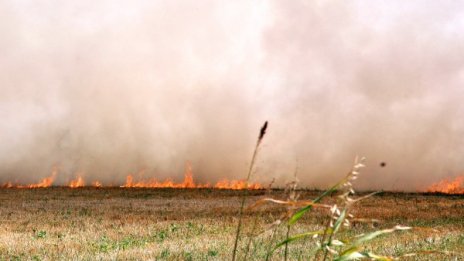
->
[[1, 164, 462, 194], [0, 164, 263, 190]]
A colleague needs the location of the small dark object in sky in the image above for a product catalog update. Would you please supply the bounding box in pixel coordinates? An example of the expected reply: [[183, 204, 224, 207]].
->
[[380, 162, 386, 167], [259, 121, 268, 141]]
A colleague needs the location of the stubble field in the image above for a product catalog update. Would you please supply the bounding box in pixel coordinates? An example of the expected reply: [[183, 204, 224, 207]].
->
[[0, 188, 462, 260]]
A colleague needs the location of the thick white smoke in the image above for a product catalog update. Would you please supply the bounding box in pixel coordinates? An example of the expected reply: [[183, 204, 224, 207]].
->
[[0, 0, 463, 190]]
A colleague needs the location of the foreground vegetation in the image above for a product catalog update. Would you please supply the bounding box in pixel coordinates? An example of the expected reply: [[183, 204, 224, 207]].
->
[[0, 188, 462, 260]]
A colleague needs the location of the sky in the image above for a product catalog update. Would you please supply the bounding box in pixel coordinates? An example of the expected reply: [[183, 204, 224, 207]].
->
[[0, 0, 463, 191]]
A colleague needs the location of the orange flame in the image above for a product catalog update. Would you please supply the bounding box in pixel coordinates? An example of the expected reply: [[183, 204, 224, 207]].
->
[[1, 182, 13, 188], [183, 164, 195, 188], [68, 176, 85, 188], [215, 179, 262, 190], [120, 175, 260, 190], [121, 163, 261, 190], [15, 166, 58, 188], [1, 163, 262, 190], [427, 176, 464, 194]]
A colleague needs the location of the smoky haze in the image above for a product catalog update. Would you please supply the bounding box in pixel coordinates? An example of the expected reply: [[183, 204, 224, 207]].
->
[[0, 1, 463, 191]]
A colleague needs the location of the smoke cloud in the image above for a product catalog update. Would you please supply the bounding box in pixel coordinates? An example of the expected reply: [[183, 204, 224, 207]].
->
[[1, 0, 463, 191]]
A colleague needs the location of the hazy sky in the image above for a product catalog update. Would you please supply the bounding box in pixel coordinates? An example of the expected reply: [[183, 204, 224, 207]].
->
[[1, 0, 463, 190]]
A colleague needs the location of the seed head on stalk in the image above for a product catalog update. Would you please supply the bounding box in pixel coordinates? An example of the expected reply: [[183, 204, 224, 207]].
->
[[232, 120, 268, 261], [259, 121, 268, 142]]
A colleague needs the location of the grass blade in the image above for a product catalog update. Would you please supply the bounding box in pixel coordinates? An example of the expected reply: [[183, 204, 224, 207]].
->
[[351, 225, 411, 246], [289, 182, 341, 225], [271, 230, 324, 254]]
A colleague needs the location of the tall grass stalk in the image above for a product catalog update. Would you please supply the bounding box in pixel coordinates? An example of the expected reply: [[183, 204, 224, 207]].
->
[[284, 167, 299, 261], [244, 174, 281, 259], [261, 157, 433, 260], [265, 220, 281, 261], [231, 121, 268, 261], [243, 216, 258, 260]]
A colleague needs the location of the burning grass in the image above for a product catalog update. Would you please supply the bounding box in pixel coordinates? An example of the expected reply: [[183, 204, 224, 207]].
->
[[0, 188, 462, 260], [427, 176, 464, 194], [1, 123, 463, 259], [0, 164, 262, 190]]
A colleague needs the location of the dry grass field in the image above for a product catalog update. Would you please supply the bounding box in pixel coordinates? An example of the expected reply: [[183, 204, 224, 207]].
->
[[0, 188, 462, 260]]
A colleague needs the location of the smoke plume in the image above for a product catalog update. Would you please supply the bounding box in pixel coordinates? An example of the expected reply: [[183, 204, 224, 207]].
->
[[1, 0, 463, 191]]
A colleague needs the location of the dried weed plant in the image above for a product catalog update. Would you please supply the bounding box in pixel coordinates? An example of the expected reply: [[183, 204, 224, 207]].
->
[[231, 122, 457, 260], [232, 121, 268, 261]]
